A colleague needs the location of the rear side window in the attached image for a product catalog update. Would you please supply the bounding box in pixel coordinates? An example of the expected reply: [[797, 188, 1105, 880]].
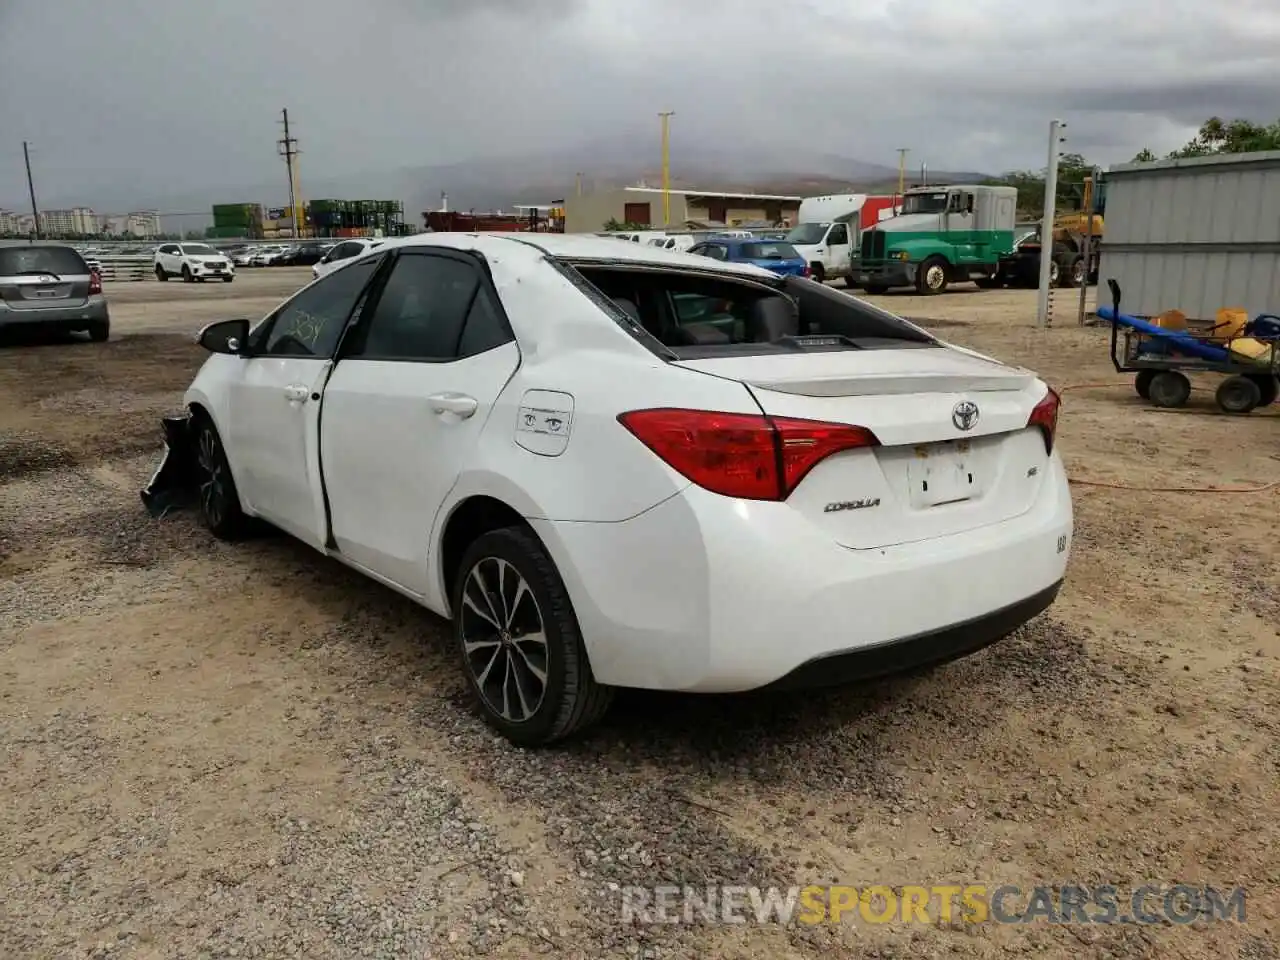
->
[[741, 242, 799, 260], [347, 251, 510, 362], [0, 246, 87, 276]]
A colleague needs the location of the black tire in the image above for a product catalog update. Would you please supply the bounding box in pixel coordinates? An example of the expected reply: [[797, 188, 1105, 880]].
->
[[452, 526, 613, 746], [192, 413, 250, 540], [181, 264, 193, 283], [87, 320, 109, 343], [975, 274, 1001, 289], [222, 275, 234, 283], [863, 282, 889, 294], [1069, 256, 1087, 288], [1248, 374, 1278, 407], [1216, 375, 1261, 414], [809, 263, 825, 283], [1134, 370, 1156, 399], [1148, 371, 1192, 408], [155, 265, 168, 281], [915, 255, 949, 295]]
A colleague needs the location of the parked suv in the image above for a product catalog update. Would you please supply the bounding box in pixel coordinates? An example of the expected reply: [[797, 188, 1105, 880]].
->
[[0, 244, 109, 341], [154, 243, 235, 283]]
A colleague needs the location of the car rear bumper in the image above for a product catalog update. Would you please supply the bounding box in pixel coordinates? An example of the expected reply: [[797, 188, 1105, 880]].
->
[[0, 296, 109, 329], [532, 453, 1072, 692]]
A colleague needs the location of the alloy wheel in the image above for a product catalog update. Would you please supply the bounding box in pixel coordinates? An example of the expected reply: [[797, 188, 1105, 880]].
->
[[460, 557, 548, 723], [925, 264, 945, 290], [196, 427, 226, 528]]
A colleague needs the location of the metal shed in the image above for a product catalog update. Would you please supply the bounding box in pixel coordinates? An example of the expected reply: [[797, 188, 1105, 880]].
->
[[1100, 150, 1280, 321]]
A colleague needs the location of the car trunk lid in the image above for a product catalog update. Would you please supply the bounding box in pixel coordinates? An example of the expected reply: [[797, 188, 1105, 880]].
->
[[674, 348, 1051, 549]]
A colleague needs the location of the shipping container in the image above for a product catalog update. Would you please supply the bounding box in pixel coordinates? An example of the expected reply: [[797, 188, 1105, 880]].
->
[[1101, 150, 1280, 321]]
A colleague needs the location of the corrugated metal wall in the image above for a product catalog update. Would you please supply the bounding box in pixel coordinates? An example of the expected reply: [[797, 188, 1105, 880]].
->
[[1100, 151, 1280, 321]]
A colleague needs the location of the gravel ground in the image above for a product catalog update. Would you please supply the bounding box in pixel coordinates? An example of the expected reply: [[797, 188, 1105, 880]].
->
[[1, 277, 1278, 959]]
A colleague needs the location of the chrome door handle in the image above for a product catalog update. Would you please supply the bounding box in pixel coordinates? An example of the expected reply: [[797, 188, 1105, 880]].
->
[[283, 384, 310, 402], [427, 392, 478, 418]]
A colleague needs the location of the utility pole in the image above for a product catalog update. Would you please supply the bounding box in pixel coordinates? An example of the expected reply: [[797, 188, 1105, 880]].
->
[[896, 148, 909, 198], [659, 111, 675, 226], [1037, 119, 1066, 328], [23, 141, 41, 240], [277, 109, 301, 238]]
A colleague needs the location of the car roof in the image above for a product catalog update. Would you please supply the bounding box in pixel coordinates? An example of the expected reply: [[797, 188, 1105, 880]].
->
[[373, 232, 778, 281]]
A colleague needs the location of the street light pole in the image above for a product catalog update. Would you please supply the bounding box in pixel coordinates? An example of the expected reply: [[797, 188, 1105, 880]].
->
[[659, 111, 675, 226], [23, 141, 41, 240]]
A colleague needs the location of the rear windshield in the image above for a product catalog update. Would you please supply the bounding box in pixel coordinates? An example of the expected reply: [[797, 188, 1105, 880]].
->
[[565, 262, 936, 359], [740, 242, 799, 260], [0, 246, 88, 277]]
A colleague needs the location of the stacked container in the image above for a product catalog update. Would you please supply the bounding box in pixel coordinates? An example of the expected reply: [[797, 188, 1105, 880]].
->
[[210, 203, 264, 239]]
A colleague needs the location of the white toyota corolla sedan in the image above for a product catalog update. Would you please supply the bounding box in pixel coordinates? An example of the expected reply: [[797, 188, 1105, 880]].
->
[[143, 233, 1072, 745]]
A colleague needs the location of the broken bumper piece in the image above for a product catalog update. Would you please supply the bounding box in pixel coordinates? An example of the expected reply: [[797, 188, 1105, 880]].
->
[[140, 414, 199, 518]]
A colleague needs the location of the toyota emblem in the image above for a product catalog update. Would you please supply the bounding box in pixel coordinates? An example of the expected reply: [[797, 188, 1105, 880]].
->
[[951, 400, 980, 431]]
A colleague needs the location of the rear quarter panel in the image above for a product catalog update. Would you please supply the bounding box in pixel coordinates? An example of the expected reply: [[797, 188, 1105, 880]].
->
[[444, 255, 764, 525]]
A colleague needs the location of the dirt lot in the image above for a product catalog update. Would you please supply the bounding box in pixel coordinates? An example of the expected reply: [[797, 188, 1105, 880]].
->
[[2, 271, 1277, 959]]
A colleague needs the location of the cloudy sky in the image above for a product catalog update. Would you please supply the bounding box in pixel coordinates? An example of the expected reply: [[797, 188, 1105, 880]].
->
[[2, 0, 1278, 208]]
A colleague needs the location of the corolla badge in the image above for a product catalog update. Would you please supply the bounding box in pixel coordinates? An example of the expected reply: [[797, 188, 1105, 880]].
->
[[951, 400, 980, 431]]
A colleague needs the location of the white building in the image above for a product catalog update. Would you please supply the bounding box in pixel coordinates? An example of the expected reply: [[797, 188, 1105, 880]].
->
[[126, 211, 161, 237], [38, 207, 99, 236], [101, 211, 161, 238], [0, 209, 22, 234]]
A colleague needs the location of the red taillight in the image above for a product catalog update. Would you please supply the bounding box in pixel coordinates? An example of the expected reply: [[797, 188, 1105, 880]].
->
[[1027, 387, 1060, 453], [88, 270, 102, 295], [617, 408, 879, 501]]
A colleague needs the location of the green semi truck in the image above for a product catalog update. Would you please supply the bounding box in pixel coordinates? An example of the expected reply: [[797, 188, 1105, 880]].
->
[[849, 184, 1018, 295]]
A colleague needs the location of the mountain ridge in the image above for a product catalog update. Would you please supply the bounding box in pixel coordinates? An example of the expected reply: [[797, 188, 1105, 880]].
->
[[18, 132, 993, 227]]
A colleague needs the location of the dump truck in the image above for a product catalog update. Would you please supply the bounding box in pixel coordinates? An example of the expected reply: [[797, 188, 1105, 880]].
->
[[849, 184, 1018, 294]]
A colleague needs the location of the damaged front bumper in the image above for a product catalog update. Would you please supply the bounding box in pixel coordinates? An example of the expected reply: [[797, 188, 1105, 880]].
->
[[140, 414, 199, 517]]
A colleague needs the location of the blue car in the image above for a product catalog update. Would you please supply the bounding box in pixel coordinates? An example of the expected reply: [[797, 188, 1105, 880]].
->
[[687, 237, 811, 278]]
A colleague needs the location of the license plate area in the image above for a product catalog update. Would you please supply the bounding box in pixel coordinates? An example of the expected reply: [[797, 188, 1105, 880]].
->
[[907, 440, 975, 508]]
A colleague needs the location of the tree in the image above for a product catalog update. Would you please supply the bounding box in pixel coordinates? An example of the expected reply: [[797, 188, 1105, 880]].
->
[[602, 218, 649, 232], [981, 152, 1097, 217], [1132, 116, 1280, 162]]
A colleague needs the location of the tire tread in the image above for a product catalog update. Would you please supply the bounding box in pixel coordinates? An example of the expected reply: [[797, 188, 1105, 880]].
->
[[456, 526, 613, 745]]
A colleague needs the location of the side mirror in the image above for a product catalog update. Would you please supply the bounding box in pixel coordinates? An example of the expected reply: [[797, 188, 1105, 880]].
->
[[198, 318, 251, 355]]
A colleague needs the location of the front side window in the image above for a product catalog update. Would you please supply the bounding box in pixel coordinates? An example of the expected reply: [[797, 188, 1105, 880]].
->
[[258, 255, 381, 358]]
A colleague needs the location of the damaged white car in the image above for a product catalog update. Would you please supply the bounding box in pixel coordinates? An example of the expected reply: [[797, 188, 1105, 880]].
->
[[143, 233, 1072, 745]]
